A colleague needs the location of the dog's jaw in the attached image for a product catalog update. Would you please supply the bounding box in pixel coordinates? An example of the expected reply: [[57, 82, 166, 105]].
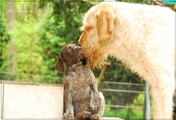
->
[[79, 35, 107, 69], [78, 27, 108, 69]]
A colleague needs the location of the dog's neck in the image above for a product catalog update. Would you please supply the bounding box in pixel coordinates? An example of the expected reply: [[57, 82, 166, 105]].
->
[[70, 62, 83, 68], [67, 62, 84, 73]]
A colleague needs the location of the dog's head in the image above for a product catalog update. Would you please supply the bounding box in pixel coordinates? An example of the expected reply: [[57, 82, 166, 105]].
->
[[78, 2, 116, 69], [55, 44, 86, 73]]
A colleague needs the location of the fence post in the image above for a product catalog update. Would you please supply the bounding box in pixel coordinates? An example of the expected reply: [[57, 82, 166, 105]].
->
[[143, 83, 150, 120]]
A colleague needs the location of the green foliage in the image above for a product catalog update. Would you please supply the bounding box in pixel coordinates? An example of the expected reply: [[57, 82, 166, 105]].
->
[[0, 5, 10, 72], [2, 1, 43, 75], [104, 93, 144, 119], [118, 0, 152, 4], [38, 1, 94, 77], [9, 17, 42, 74], [1, 0, 152, 78], [104, 108, 143, 119]]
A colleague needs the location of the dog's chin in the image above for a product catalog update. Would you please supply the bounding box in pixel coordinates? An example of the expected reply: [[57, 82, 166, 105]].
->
[[81, 41, 106, 69]]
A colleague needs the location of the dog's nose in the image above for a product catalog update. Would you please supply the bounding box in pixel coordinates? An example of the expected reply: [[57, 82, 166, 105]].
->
[[75, 46, 82, 50]]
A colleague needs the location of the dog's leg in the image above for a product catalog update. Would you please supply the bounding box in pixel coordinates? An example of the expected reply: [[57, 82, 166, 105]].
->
[[97, 92, 105, 117], [90, 92, 105, 120], [64, 90, 74, 120], [90, 84, 99, 111], [150, 76, 174, 119]]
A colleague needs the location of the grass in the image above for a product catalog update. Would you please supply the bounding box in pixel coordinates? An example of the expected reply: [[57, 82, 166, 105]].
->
[[104, 108, 144, 119]]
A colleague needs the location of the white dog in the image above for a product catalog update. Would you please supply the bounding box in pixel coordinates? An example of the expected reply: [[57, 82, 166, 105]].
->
[[78, 1, 175, 119]]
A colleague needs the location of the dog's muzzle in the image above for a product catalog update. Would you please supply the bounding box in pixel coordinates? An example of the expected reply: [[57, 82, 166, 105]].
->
[[75, 45, 85, 58]]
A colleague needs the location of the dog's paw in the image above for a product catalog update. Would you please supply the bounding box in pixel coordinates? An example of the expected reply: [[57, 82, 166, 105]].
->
[[77, 111, 91, 119], [90, 114, 100, 120], [64, 112, 74, 120]]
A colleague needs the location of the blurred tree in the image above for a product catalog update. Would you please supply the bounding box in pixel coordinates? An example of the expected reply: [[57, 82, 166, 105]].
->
[[118, 0, 152, 4], [6, 0, 17, 72], [0, 2, 11, 72], [38, 1, 99, 77], [10, 18, 42, 74], [4, 1, 44, 75]]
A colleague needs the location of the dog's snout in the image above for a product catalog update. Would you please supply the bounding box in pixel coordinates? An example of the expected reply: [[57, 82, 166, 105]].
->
[[75, 46, 82, 50]]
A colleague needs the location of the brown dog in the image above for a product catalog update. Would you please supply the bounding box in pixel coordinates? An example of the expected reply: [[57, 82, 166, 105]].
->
[[56, 44, 105, 120]]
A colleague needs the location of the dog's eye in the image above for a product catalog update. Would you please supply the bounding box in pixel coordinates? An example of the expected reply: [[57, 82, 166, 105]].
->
[[66, 46, 71, 52], [66, 47, 71, 50]]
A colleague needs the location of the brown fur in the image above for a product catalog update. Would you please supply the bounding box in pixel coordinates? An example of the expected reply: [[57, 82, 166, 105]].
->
[[56, 44, 105, 120]]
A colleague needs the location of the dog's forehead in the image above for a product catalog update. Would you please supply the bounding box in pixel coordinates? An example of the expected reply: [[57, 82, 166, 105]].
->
[[67, 44, 76, 48], [62, 44, 75, 50]]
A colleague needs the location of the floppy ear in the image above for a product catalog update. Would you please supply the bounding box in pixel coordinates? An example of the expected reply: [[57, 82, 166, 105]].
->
[[55, 54, 65, 73], [97, 9, 115, 42]]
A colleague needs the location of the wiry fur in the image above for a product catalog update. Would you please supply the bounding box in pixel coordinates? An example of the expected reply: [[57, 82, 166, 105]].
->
[[56, 44, 105, 120], [78, 2, 175, 119]]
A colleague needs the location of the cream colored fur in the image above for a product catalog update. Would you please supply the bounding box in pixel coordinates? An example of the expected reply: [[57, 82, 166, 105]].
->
[[78, 1, 176, 119]]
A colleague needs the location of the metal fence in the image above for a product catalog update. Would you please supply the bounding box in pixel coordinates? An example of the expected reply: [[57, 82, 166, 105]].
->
[[99, 81, 150, 119]]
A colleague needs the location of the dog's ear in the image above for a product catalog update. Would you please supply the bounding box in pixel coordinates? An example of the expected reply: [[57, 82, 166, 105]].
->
[[55, 54, 65, 73], [97, 9, 115, 42]]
